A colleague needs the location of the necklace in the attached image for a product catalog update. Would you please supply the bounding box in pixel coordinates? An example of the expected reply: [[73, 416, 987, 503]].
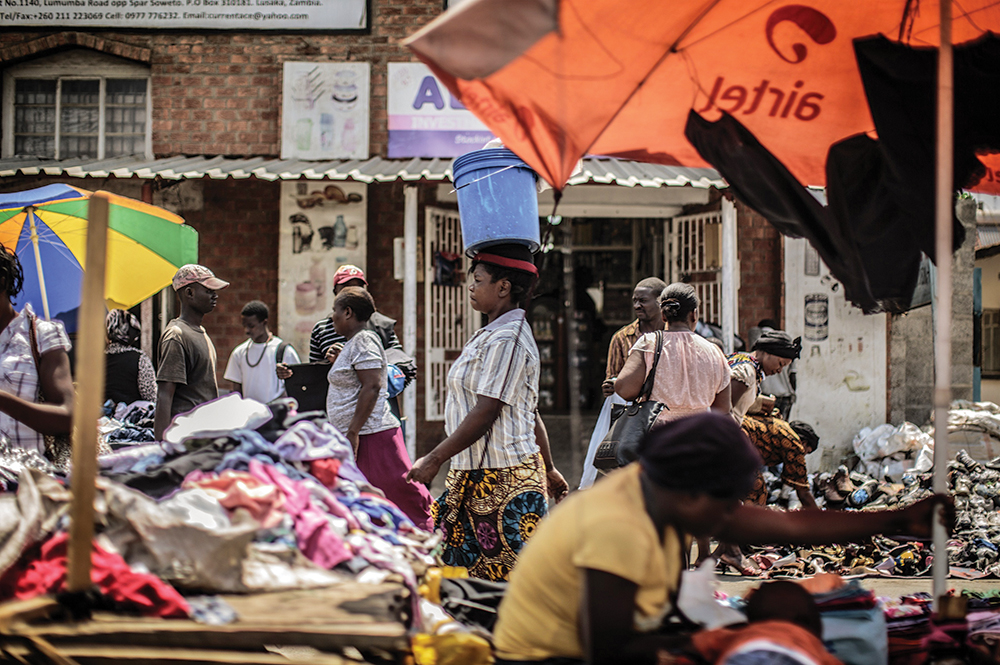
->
[[246, 335, 272, 368]]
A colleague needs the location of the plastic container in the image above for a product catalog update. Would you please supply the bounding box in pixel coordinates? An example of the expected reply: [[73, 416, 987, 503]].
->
[[452, 148, 540, 256]]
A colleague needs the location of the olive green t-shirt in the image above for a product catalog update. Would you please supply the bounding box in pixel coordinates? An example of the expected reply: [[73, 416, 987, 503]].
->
[[156, 318, 219, 418]]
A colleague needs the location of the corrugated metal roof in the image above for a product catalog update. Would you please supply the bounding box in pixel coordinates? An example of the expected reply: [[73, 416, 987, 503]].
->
[[978, 224, 1000, 251], [0, 155, 725, 188]]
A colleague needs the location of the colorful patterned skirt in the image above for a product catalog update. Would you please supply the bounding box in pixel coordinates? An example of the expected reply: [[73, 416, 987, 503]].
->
[[432, 452, 548, 582], [741, 414, 808, 505]]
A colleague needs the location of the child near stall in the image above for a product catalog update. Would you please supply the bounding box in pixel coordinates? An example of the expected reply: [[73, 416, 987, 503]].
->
[[690, 581, 842, 665]]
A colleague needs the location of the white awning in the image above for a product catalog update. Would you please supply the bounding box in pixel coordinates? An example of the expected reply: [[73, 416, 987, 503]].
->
[[0, 154, 725, 189]]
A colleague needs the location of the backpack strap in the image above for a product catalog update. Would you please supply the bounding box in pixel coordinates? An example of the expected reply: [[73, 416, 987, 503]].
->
[[275, 340, 290, 365]]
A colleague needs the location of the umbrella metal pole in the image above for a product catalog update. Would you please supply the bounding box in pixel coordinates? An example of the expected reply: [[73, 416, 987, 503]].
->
[[66, 193, 109, 592], [26, 210, 52, 321], [931, 0, 953, 612]]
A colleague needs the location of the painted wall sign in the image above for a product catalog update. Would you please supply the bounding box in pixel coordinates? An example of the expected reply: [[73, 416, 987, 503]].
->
[[3, 0, 367, 30], [387, 62, 495, 158], [281, 62, 369, 161], [278, 180, 367, 358]]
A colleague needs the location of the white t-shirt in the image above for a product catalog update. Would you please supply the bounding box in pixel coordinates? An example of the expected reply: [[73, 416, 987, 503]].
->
[[326, 330, 399, 436], [224, 336, 300, 404]]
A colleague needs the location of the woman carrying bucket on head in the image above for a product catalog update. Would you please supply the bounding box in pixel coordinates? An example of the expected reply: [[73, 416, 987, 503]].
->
[[406, 244, 568, 582]]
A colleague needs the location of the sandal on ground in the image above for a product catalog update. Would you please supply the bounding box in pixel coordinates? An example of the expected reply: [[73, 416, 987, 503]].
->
[[718, 553, 762, 577]]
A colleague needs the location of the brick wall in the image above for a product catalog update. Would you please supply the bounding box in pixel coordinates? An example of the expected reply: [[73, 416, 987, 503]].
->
[[0, 0, 442, 158], [165, 178, 281, 382], [736, 200, 784, 336]]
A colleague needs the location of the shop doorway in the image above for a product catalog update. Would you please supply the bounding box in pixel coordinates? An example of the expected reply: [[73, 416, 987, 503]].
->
[[667, 212, 725, 326]]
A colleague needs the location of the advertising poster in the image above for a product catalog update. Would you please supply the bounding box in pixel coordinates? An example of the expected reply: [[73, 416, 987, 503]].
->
[[3, 0, 367, 30], [278, 180, 367, 358], [387, 62, 495, 158], [281, 62, 370, 160]]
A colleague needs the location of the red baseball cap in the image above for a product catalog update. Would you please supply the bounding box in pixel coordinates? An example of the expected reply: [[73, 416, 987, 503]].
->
[[332, 264, 367, 287]]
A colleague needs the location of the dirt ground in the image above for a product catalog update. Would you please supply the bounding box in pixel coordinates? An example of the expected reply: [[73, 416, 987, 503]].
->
[[715, 574, 1000, 599]]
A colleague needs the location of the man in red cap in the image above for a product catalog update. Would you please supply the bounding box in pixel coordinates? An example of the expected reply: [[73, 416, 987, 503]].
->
[[278, 264, 414, 416], [153, 264, 229, 440], [297, 265, 405, 363]]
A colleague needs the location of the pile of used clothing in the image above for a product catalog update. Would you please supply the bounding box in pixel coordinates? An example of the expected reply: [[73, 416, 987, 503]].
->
[[98, 400, 156, 448], [943, 400, 1000, 462], [0, 394, 438, 624], [749, 449, 1000, 578]]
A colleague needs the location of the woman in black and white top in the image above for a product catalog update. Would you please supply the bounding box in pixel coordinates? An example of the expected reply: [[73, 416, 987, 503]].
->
[[104, 309, 156, 405]]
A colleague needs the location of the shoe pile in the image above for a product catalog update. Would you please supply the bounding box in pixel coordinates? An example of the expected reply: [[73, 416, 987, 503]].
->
[[749, 449, 1000, 578]]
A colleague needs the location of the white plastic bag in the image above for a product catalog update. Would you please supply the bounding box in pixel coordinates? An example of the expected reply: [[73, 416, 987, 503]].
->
[[676, 558, 746, 630], [882, 422, 930, 457], [579, 394, 626, 490], [853, 424, 895, 462]]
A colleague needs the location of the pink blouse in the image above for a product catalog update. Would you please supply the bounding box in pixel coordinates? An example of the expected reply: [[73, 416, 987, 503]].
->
[[630, 331, 731, 422]]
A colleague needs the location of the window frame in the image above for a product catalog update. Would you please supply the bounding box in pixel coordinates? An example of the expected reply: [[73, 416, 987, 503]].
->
[[983, 308, 1000, 379], [2, 49, 152, 160]]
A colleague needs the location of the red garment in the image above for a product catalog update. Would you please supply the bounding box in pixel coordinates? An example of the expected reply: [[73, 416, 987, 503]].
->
[[2, 532, 189, 618], [309, 458, 342, 490], [693, 621, 843, 665]]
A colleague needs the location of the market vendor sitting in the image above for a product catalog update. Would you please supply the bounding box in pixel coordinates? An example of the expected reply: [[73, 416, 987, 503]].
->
[[491, 411, 953, 665]]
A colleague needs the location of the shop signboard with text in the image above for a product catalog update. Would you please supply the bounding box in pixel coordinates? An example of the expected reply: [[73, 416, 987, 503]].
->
[[2, 0, 367, 30], [387, 62, 495, 158]]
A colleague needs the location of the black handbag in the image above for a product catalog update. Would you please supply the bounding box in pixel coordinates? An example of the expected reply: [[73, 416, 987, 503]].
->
[[593, 330, 667, 469], [282, 362, 332, 413]]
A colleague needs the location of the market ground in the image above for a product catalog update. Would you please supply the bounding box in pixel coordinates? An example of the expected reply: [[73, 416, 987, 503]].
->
[[716, 576, 1000, 598], [428, 413, 1000, 595]]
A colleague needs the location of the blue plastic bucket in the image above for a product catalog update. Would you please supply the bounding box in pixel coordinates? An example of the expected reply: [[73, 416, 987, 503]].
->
[[452, 148, 540, 257]]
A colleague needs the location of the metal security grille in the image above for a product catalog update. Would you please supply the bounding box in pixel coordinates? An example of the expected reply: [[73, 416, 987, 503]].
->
[[424, 207, 480, 421], [668, 211, 724, 325]]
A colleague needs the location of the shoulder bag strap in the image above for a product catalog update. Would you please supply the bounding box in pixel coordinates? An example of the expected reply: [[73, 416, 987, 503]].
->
[[275, 341, 289, 366], [25, 311, 47, 402], [638, 329, 664, 403]]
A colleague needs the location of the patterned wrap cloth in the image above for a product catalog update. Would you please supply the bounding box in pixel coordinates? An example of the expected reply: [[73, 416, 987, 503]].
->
[[432, 452, 548, 582], [741, 414, 809, 505]]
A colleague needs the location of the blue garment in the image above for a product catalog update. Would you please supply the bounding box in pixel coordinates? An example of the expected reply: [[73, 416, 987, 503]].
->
[[214, 429, 307, 480]]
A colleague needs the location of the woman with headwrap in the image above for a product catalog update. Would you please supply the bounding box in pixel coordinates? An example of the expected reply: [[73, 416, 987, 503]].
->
[[406, 244, 568, 582], [491, 412, 952, 665], [105, 309, 156, 405], [615, 282, 731, 422], [719, 329, 819, 575]]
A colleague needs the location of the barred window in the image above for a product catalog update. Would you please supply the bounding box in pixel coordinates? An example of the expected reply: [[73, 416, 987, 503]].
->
[[12, 77, 148, 160], [3, 50, 151, 160]]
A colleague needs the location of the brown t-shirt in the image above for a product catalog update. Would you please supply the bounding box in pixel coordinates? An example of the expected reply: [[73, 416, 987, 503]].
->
[[156, 318, 219, 418]]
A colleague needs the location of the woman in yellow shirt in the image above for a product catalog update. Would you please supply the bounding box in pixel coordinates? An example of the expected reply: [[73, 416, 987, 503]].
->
[[492, 412, 952, 665]]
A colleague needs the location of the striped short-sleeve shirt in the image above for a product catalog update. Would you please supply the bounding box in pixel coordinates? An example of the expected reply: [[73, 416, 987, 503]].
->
[[0, 304, 71, 455], [445, 309, 539, 470]]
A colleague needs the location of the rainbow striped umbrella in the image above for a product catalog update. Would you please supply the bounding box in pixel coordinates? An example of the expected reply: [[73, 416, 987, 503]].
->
[[0, 184, 198, 328]]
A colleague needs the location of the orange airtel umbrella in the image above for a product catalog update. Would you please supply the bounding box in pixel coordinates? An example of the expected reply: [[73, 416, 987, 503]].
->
[[407, 0, 991, 606], [406, 0, 1000, 192]]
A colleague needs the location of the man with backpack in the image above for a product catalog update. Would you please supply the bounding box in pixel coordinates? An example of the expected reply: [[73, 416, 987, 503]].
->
[[224, 300, 300, 403]]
